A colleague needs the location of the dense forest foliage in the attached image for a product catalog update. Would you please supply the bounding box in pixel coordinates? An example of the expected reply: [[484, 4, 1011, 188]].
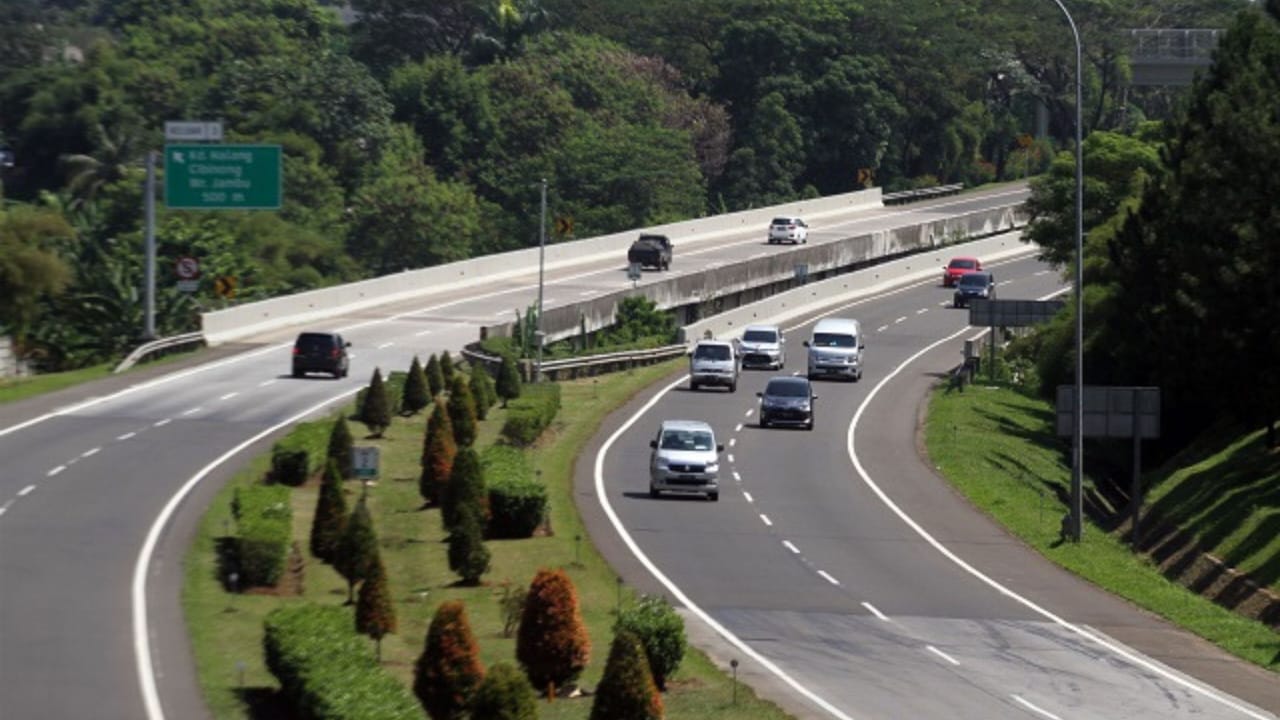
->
[[0, 0, 1251, 371]]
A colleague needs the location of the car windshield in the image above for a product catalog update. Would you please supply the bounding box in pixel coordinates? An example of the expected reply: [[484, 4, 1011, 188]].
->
[[765, 380, 808, 397], [694, 344, 731, 360], [660, 430, 715, 451], [742, 329, 778, 343], [949, 259, 977, 270], [812, 332, 856, 348], [959, 274, 989, 288]]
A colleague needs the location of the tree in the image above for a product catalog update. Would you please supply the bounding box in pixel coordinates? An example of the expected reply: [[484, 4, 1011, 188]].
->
[[414, 599, 485, 720], [496, 353, 522, 408], [447, 374, 478, 447], [588, 630, 663, 720], [469, 364, 496, 420], [420, 400, 458, 507], [403, 355, 430, 415], [359, 368, 392, 438], [327, 416, 355, 480], [469, 662, 538, 720], [440, 350, 456, 383], [0, 206, 74, 350], [442, 447, 487, 533], [426, 353, 445, 398], [614, 595, 686, 691], [355, 553, 397, 661], [334, 498, 379, 604], [309, 459, 348, 563], [448, 504, 491, 585], [516, 568, 590, 695]]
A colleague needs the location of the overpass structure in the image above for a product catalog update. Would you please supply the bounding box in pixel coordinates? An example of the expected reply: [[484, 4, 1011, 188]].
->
[[1130, 28, 1220, 86]]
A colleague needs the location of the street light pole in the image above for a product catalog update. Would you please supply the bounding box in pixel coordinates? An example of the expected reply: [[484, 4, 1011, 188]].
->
[[536, 178, 547, 382], [1048, 0, 1086, 542]]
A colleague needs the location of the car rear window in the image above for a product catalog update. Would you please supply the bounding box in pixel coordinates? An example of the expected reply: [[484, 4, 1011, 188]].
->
[[959, 273, 990, 287], [771, 217, 794, 225], [949, 259, 977, 269], [694, 344, 731, 360], [660, 430, 714, 451], [743, 329, 778, 343], [296, 333, 336, 352]]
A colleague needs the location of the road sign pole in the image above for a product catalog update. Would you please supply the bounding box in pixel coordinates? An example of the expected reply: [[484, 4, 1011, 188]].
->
[[536, 178, 547, 383], [144, 150, 157, 339]]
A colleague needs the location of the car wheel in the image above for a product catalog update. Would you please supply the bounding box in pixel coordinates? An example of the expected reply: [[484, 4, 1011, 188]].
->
[[728, 381, 737, 393], [649, 485, 660, 499], [708, 492, 719, 502], [805, 418, 814, 431], [690, 381, 700, 391], [292, 369, 304, 379], [760, 416, 770, 428]]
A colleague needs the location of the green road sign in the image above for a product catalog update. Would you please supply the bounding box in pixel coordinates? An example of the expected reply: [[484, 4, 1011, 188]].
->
[[164, 144, 281, 210]]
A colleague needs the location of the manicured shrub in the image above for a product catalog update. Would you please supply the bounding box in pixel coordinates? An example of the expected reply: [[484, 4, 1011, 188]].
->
[[310, 459, 349, 562], [446, 375, 477, 447], [469, 662, 538, 720], [264, 604, 422, 720], [356, 554, 397, 660], [614, 596, 686, 690], [496, 353, 522, 407], [482, 446, 545, 538], [413, 600, 484, 720], [327, 416, 355, 479], [426, 354, 444, 398], [402, 355, 430, 415], [335, 498, 379, 604], [516, 568, 590, 694], [270, 444, 309, 486], [359, 368, 392, 437], [440, 350, 456, 384], [469, 365, 495, 420], [419, 401, 457, 507], [588, 630, 663, 720], [233, 484, 292, 588], [499, 383, 561, 447], [442, 447, 486, 534], [447, 505, 491, 585]]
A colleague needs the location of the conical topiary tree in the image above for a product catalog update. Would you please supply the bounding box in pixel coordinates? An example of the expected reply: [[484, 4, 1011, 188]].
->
[[442, 446, 486, 533], [309, 459, 348, 562], [447, 505, 490, 585], [413, 600, 484, 720], [356, 553, 397, 661], [419, 400, 457, 507], [327, 416, 354, 479], [614, 595, 686, 691], [359, 368, 391, 438], [469, 365, 494, 420], [588, 630, 663, 720], [402, 355, 430, 416], [446, 374, 477, 447], [426, 353, 445, 398], [334, 498, 378, 604], [516, 568, 590, 696], [440, 350, 456, 384], [496, 353, 522, 408], [470, 662, 538, 720]]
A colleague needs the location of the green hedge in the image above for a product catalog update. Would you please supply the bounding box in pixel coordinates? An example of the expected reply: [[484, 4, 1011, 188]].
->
[[270, 419, 331, 484], [482, 446, 547, 538], [233, 484, 292, 587], [270, 445, 309, 486], [264, 605, 424, 720], [499, 383, 561, 447]]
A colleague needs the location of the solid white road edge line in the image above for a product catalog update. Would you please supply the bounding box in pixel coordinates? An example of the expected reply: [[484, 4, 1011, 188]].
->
[[134, 386, 363, 720], [861, 601, 888, 621], [845, 296, 1268, 720], [594, 374, 858, 720], [926, 645, 960, 666], [1012, 694, 1063, 720]]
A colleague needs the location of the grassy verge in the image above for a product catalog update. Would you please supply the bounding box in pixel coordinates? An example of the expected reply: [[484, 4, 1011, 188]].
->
[[924, 381, 1280, 671], [185, 360, 792, 719], [0, 348, 204, 406]]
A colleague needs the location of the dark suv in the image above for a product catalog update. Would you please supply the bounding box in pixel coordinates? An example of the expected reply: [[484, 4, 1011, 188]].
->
[[292, 331, 350, 378], [757, 376, 817, 430], [953, 271, 996, 309]]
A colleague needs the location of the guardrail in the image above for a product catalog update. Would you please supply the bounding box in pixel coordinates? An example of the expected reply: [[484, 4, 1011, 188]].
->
[[113, 331, 205, 373], [461, 343, 689, 383], [882, 183, 964, 205]]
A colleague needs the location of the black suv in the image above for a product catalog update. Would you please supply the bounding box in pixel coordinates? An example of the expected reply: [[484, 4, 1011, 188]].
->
[[627, 234, 673, 271], [292, 331, 350, 378], [757, 375, 817, 430]]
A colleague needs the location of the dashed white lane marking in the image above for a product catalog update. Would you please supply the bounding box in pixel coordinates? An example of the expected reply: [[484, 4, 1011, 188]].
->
[[377, 342, 394, 349], [743, 492, 754, 503], [153, 419, 171, 427], [1012, 695, 1062, 720], [818, 570, 840, 586], [258, 379, 276, 387], [18, 485, 36, 496], [927, 645, 960, 666], [1034, 270, 1050, 276], [81, 447, 100, 458], [727, 454, 735, 463], [861, 602, 889, 621], [729, 438, 736, 448], [579, 290, 597, 297], [916, 308, 928, 314], [735, 423, 744, 432], [782, 540, 800, 554], [0, 507, 6, 517], [494, 309, 509, 317], [744, 409, 754, 417], [48, 466, 66, 477], [117, 432, 136, 441], [877, 325, 889, 332], [219, 392, 238, 401], [732, 471, 741, 482], [181, 408, 201, 416], [894, 316, 907, 324], [760, 514, 773, 526], [414, 330, 434, 336], [939, 300, 950, 306]]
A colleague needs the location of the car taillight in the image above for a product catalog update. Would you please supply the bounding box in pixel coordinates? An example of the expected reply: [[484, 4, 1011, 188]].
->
[[331, 348, 340, 358], [788, 224, 796, 229], [293, 347, 301, 355]]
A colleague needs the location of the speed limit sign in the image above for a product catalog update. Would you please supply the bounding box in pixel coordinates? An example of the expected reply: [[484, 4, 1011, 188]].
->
[[175, 256, 200, 280]]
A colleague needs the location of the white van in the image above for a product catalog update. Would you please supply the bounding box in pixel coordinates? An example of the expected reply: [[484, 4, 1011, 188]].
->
[[804, 317, 864, 381]]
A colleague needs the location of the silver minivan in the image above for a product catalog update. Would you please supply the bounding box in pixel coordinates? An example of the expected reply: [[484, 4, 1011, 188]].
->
[[689, 339, 739, 392], [804, 317, 864, 381], [649, 420, 723, 501]]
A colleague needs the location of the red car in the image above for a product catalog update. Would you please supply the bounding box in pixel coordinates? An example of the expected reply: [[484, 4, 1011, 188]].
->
[[942, 256, 982, 287]]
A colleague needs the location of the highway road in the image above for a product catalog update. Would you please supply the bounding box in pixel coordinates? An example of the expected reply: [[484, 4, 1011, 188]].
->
[[6, 184, 1264, 720], [585, 254, 1280, 719]]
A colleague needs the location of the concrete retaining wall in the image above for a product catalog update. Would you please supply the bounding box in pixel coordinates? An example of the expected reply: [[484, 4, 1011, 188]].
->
[[201, 188, 884, 345]]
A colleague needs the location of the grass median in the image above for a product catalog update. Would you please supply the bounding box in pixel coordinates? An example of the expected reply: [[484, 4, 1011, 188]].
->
[[184, 359, 792, 719]]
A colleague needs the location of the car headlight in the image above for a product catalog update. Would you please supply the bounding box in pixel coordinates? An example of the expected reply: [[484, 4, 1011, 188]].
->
[[706, 462, 719, 474]]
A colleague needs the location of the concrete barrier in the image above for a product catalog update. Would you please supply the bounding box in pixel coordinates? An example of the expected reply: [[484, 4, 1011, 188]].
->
[[201, 188, 884, 345]]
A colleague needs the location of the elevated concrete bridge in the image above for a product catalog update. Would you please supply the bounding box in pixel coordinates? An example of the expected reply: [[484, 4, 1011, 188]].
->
[[1129, 29, 1220, 86]]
